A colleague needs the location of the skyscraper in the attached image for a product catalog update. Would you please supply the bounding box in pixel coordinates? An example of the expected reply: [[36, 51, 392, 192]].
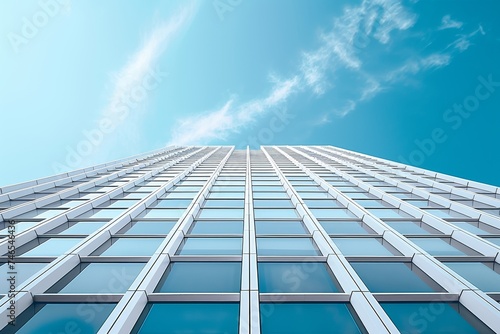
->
[[0, 146, 499, 333]]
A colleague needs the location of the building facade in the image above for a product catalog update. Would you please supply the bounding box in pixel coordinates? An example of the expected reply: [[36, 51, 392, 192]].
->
[[0, 145, 499, 333]]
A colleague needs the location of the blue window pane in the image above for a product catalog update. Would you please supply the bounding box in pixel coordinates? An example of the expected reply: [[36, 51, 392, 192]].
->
[[121, 221, 175, 235], [254, 199, 294, 208], [332, 238, 397, 256], [253, 192, 289, 199], [258, 262, 339, 293], [0, 263, 47, 291], [381, 302, 494, 334], [320, 221, 372, 235], [255, 221, 307, 235], [58, 222, 106, 235], [156, 262, 241, 292], [78, 209, 126, 219], [212, 186, 245, 192], [387, 222, 435, 235], [152, 199, 192, 208], [134, 303, 239, 333], [367, 208, 412, 219], [350, 262, 441, 292], [139, 209, 185, 219], [16, 209, 66, 219], [189, 221, 243, 235], [51, 263, 145, 293], [257, 238, 319, 256], [20, 238, 83, 257], [97, 238, 164, 256], [0, 222, 38, 235], [409, 238, 472, 256], [444, 262, 500, 292], [254, 208, 299, 219], [207, 192, 245, 199], [198, 208, 244, 219], [177, 238, 242, 255], [5, 303, 115, 334], [452, 223, 491, 235], [260, 303, 363, 334], [303, 199, 342, 208], [424, 209, 468, 219], [310, 208, 357, 219], [203, 199, 245, 208]]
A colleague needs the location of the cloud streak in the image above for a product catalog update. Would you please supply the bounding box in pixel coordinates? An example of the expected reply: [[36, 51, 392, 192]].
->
[[85, 3, 197, 163], [439, 15, 463, 30], [167, 0, 485, 145], [168, 76, 299, 145]]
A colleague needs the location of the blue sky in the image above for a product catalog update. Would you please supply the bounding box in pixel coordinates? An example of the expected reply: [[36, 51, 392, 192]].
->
[[1, 0, 499, 186]]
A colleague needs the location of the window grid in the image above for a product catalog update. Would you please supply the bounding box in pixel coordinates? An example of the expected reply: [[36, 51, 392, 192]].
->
[[0, 146, 498, 334]]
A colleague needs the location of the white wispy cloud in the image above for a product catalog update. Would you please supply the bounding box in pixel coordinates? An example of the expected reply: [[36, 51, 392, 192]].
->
[[386, 53, 451, 82], [103, 4, 197, 124], [439, 15, 463, 30], [447, 25, 486, 52], [82, 3, 197, 163], [167, 0, 482, 144], [168, 76, 300, 146], [300, 0, 416, 95]]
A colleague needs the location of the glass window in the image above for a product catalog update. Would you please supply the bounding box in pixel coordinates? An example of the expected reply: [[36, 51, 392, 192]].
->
[[139, 209, 185, 219], [387, 222, 438, 235], [350, 262, 442, 292], [20, 238, 83, 257], [381, 302, 494, 334], [189, 221, 243, 235], [15, 209, 66, 220], [97, 200, 138, 209], [95, 238, 164, 256], [0, 222, 38, 235], [253, 186, 284, 192], [4, 303, 115, 334], [254, 208, 299, 219], [310, 208, 357, 219], [119, 221, 175, 235], [424, 209, 469, 219], [0, 263, 47, 291], [77, 209, 126, 219], [444, 262, 500, 292], [452, 222, 492, 235], [198, 208, 244, 219], [253, 199, 294, 208], [303, 199, 342, 208], [176, 238, 242, 255], [367, 208, 412, 219], [258, 262, 339, 293], [133, 303, 239, 334], [212, 186, 245, 192], [257, 238, 319, 256], [253, 192, 289, 199], [207, 192, 245, 199], [332, 238, 398, 256], [49, 222, 106, 235], [299, 192, 330, 199], [260, 303, 363, 334], [203, 199, 244, 208], [255, 221, 307, 235], [408, 238, 476, 256], [152, 199, 192, 208], [354, 199, 387, 208], [49, 263, 145, 293], [156, 262, 241, 292], [320, 221, 373, 235]]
